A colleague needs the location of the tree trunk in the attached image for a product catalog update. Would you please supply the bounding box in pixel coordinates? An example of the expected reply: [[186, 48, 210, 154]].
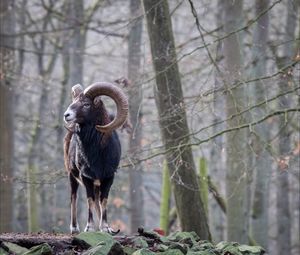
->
[[199, 158, 208, 217], [26, 6, 59, 231], [128, 0, 144, 234], [223, 0, 249, 243], [160, 161, 171, 234], [69, 0, 84, 85], [209, 0, 225, 242], [56, 0, 85, 231], [250, 0, 270, 249], [0, 0, 15, 233], [276, 2, 298, 254], [142, 0, 210, 240]]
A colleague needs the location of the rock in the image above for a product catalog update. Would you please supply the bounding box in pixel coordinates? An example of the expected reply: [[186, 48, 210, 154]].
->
[[1, 241, 29, 254], [216, 241, 264, 255], [132, 248, 156, 255], [23, 243, 53, 255], [167, 232, 200, 244], [158, 249, 185, 255], [123, 246, 138, 255], [73, 232, 115, 247], [132, 237, 149, 249], [0, 247, 9, 255], [75, 232, 124, 255], [238, 244, 265, 255], [82, 241, 124, 255]]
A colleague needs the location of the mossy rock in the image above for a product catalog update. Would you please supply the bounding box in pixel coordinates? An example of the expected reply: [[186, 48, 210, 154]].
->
[[167, 232, 200, 244], [82, 241, 123, 255], [74, 232, 115, 247], [238, 244, 264, 254], [190, 240, 215, 252], [0, 247, 9, 255], [132, 248, 156, 255], [186, 251, 216, 255], [132, 237, 149, 249], [123, 246, 138, 255], [2, 242, 29, 255], [216, 241, 264, 255], [76, 232, 123, 255], [23, 243, 53, 255], [158, 249, 185, 255]]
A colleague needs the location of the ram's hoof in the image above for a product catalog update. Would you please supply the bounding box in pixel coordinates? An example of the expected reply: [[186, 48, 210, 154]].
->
[[84, 223, 96, 232], [101, 226, 120, 235], [70, 225, 80, 234]]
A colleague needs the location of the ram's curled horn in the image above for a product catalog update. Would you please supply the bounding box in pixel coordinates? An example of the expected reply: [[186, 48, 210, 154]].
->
[[72, 84, 84, 101], [84, 82, 129, 133]]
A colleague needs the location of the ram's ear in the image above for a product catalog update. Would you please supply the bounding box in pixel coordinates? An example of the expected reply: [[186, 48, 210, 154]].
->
[[72, 84, 83, 100], [93, 96, 103, 107]]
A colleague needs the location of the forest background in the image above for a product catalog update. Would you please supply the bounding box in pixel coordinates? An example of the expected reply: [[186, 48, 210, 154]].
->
[[0, 1, 299, 255]]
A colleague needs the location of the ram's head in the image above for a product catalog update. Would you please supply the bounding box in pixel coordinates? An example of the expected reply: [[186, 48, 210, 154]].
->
[[64, 82, 128, 133]]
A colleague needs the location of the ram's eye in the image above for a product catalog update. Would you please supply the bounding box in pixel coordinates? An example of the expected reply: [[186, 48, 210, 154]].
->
[[83, 103, 90, 108]]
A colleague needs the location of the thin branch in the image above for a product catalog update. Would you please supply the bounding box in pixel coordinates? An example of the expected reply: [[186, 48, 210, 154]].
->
[[120, 107, 300, 168]]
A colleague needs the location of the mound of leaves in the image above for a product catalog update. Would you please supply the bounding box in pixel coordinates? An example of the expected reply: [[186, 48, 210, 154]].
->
[[0, 229, 265, 255]]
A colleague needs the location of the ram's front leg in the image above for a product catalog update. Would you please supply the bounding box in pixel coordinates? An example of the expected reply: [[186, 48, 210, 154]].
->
[[94, 179, 103, 231], [69, 173, 80, 234], [82, 176, 96, 232]]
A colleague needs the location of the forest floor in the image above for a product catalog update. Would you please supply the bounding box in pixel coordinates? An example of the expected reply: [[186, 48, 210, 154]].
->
[[0, 229, 265, 255]]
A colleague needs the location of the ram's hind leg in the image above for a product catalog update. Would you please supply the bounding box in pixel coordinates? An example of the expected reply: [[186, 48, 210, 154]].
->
[[82, 176, 96, 232], [69, 172, 80, 234]]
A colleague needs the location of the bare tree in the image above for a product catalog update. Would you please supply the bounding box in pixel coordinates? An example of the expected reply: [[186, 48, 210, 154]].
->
[[276, 2, 298, 254], [0, 0, 15, 233], [223, 0, 249, 243], [142, 0, 210, 239], [251, 0, 271, 248], [127, 0, 144, 233]]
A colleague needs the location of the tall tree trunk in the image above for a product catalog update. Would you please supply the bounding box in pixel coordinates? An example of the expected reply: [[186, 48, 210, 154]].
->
[[0, 0, 15, 232], [128, 0, 144, 233], [69, 0, 84, 85], [160, 161, 171, 234], [26, 7, 58, 230], [223, 0, 249, 243], [54, 0, 85, 231], [251, 0, 270, 249], [209, 0, 225, 242], [142, 0, 210, 240], [276, 2, 298, 254]]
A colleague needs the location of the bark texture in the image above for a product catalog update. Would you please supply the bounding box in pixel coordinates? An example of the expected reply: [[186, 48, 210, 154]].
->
[[276, 2, 298, 254], [223, 0, 249, 243], [142, 0, 210, 240], [251, 0, 270, 249], [128, 0, 145, 233], [209, 0, 225, 242], [0, 0, 15, 233]]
